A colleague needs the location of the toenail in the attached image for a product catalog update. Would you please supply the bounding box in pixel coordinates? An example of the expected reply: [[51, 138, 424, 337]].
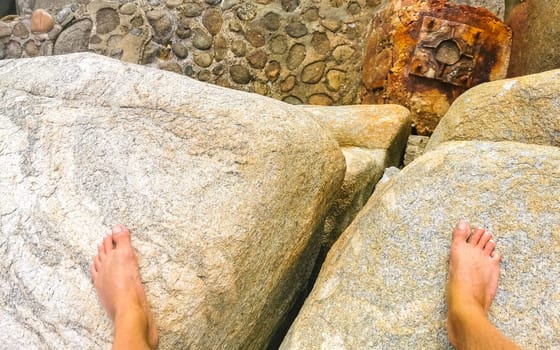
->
[[112, 225, 122, 234], [456, 221, 468, 230]]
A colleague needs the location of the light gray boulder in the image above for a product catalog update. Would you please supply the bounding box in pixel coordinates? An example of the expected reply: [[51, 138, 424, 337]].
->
[[427, 69, 560, 151], [302, 105, 411, 256], [281, 141, 560, 349], [0, 53, 346, 349]]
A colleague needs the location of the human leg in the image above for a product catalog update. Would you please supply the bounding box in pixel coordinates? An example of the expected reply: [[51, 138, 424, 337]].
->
[[446, 220, 520, 350], [91, 224, 159, 350]]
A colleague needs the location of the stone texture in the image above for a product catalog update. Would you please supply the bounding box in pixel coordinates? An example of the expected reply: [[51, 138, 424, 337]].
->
[[53, 19, 92, 55], [30, 9, 54, 33], [0, 53, 345, 349], [281, 141, 560, 349], [427, 69, 560, 150], [7, 0, 387, 106], [403, 135, 429, 166], [507, 0, 560, 77], [0, 22, 12, 38], [229, 64, 251, 84], [361, 0, 512, 135], [303, 104, 411, 164], [303, 104, 411, 261]]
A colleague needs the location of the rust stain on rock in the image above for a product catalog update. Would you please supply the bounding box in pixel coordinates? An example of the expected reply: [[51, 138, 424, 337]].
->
[[361, 0, 512, 135]]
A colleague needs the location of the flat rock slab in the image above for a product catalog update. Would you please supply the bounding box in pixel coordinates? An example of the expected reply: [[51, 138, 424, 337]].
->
[[281, 141, 560, 349], [0, 53, 345, 349], [427, 69, 560, 150]]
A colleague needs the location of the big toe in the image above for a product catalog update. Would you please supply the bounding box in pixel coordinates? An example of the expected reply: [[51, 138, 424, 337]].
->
[[112, 224, 131, 247], [452, 220, 470, 242]]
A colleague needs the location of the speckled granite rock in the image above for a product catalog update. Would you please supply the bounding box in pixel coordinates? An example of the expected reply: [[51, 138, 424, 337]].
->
[[303, 104, 411, 165], [281, 141, 560, 349], [319, 147, 387, 254], [0, 53, 346, 349], [303, 104, 410, 257], [427, 69, 560, 151]]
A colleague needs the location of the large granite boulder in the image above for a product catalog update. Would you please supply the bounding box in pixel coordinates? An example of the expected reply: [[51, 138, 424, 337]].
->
[[281, 141, 560, 349], [507, 0, 560, 77], [0, 53, 346, 349], [427, 69, 560, 150], [303, 105, 411, 255]]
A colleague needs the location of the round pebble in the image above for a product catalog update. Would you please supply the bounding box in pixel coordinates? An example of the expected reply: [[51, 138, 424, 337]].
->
[[326, 69, 345, 91], [96, 8, 119, 35], [179, 3, 202, 17], [268, 35, 287, 54], [246, 49, 267, 69], [308, 93, 333, 105], [286, 23, 308, 38], [230, 65, 252, 84], [165, 0, 183, 8], [263, 12, 280, 31], [301, 61, 326, 84], [198, 69, 212, 81], [202, 9, 223, 35], [56, 7, 74, 26], [6, 41, 22, 59], [13, 22, 29, 39], [212, 63, 225, 76], [0, 42, 5, 59], [213, 35, 227, 61], [347, 1, 361, 15], [332, 44, 354, 63], [303, 7, 320, 21], [265, 60, 281, 82], [281, 0, 299, 12], [148, 0, 161, 6], [231, 39, 247, 57], [160, 61, 183, 74], [146, 10, 173, 44], [31, 9, 55, 33], [119, 3, 137, 15], [321, 19, 341, 32], [236, 3, 257, 21], [311, 31, 330, 55], [172, 41, 188, 58], [282, 95, 303, 104], [183, 65, 194, 76], [245, 28, 265, 48], [287, 44, 306, 70], [0, 22, 11, 38], [280, 75, 296, 92], [192, 28, 213, 50], [194, 51, 213, 67], [205, 0, 222, 5]]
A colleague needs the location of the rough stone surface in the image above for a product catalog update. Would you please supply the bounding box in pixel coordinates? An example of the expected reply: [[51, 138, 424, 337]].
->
[[53, 19, 92, 55], [303, 104, 411, 164], [0, 53, 346, 350], [427, 69, 560, 150], [303, 104, 411, 255], [361, 0, 512, 135], [281, 141, 560, 349], [30, 9, 54, 33], [507, 0, 560, 77], [5, 0, 384, 107], [403, 135, 429, 166]]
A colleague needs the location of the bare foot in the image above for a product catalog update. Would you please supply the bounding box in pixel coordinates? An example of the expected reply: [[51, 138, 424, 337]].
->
[[447, 220, 501, 347], [91, 225, 159, 350]]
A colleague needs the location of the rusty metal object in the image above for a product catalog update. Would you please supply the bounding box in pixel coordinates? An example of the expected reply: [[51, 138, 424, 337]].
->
[[410, 16, 483, 87], [361, 0, 512, 135]]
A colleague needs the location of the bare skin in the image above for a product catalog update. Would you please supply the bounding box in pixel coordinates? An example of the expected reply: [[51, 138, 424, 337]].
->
[[447, 220, 520, 350], [91, 224, 159, 350]]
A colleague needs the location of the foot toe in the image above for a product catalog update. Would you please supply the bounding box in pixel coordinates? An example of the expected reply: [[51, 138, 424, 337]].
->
[[112, 224, 131, 247], [452, 221, 470, 242], [469, 227, 485, 246], [102, 234, 113, 253], [478, 231, 492, 249], [483, 239, 496, 255]]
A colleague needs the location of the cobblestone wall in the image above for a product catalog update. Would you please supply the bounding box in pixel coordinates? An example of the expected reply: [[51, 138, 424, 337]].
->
[[2, 0, 388, 105]]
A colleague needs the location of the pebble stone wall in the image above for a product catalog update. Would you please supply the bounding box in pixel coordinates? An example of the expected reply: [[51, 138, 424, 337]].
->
[[1, 0, 388, 105]]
